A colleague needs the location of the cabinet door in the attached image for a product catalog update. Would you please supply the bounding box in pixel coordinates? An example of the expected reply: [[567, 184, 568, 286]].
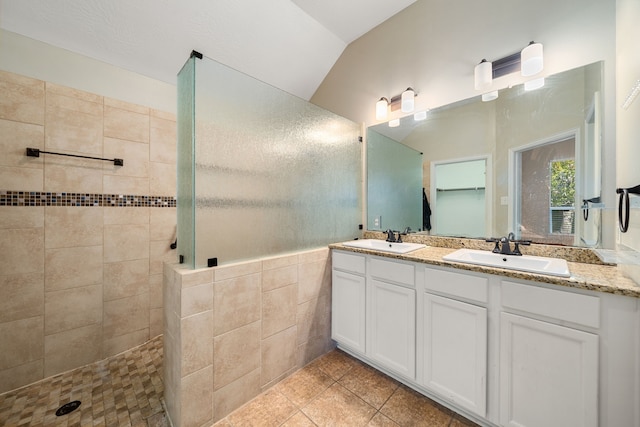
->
[[500, 313, 598, 427], [422, 293, 487, 417], [331, 270, 366, 354], [370, 279, 416, 379]]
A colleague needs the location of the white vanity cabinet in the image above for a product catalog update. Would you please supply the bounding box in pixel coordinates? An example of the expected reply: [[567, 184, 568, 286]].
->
[[331, 251, 366, 354], [369, 257, 416, 379], [331, 248, 640, 427], [421, 267, 489, 418], [499, 281, 599, 427]]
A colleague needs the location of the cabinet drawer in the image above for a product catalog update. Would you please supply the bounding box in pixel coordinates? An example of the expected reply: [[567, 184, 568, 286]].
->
[[370, 257, 415, 287], [501, 281, 600, 328], [424, 267, 488, 304], [333, 251, 365, 274]]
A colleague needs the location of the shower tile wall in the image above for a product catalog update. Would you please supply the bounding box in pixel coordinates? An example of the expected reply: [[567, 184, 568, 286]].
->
[[0, 70, 177, 394], [164, 248, 333, 426]]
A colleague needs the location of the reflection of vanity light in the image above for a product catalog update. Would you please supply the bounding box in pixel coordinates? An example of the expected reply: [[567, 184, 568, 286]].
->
[[388, 119, 400, 127], [524, 77, 545, 91], [414, 111, 427, 121], [474, 59, 493, 90], [482, 91, 499, 102], [521, 42, 544, 76]]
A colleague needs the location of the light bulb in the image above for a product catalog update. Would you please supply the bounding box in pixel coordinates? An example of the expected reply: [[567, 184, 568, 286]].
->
[[474, 60, 492, 90], [375, 97, 388, 120], [401, 88, 415, 112]]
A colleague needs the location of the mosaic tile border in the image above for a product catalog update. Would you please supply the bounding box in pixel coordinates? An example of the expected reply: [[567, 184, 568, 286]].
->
[[0, 190, 176, 208]]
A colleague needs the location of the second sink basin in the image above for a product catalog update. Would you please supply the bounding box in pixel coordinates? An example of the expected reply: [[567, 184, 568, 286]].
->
[[342, 239, 426, 254], [442, 248, 570, 277]]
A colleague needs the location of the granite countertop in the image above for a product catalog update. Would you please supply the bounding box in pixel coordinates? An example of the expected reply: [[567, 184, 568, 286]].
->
[[329, 241, 640, 298]]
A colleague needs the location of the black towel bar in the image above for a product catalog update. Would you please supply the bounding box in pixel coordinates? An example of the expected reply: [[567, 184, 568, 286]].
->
[[616, 185, 640, 233], [26, 147, 123, 166]]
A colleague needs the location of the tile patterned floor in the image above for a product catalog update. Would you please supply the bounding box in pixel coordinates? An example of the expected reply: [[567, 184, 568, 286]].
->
[[0, 335, 166, 427], [0, 337, 479, 427], [213, 349, 480, 427]]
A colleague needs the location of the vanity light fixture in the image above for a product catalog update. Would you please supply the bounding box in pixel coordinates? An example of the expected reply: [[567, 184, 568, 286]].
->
[[521, 41, 544, 77], [375, 88, 417, 121], [401, 88, 415, 112], [389, 118, 400, 127], [482, 91, 499, 102], [414, 110, 427, 121], [524, 77, 545, 91], [376, 97, 389, 120], [474, 59, 492, 90]]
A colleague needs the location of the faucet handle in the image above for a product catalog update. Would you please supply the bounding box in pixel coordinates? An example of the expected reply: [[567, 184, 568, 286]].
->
[[486, 238, 501, 253]]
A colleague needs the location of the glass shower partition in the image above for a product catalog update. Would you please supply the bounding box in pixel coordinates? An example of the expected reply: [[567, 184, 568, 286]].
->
[[177, 54, 362, 269]]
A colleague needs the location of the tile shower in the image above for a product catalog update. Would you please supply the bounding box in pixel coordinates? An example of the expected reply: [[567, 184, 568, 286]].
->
[[0, 69, 177, 394]]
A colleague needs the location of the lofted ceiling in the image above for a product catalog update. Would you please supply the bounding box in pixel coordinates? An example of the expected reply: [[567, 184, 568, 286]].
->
[[0, 0, 415, 100]]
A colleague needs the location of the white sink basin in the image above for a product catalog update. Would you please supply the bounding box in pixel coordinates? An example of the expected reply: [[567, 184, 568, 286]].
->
[[341, 239, 426, 254], [442, 248, 570, 277]]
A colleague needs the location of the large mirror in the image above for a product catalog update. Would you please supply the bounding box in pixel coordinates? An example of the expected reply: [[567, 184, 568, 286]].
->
[[367, 61, 603, 247]]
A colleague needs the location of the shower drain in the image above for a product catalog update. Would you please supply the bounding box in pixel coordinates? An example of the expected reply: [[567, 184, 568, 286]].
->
[[55, 400, 81, 416]]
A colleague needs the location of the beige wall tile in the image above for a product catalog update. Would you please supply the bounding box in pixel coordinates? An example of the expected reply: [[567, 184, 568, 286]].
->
[[46, 82, 102, 103], [150, 108, 175, 121], [296, 293, 331, 346], [103, 292, 149, 339], [105, 97, 149, 114], [297, 335, 334, 368], [213, 368, 261, 422], [181, 310, 213, 377], [149, 161, 176, 196], [103, 175, 150, 195], [150, 308, 163, 338], [263, 253, 299, 271], [103, 258, 149, 301], [213, 321, 261, 390], [43, 156, 103, 193], [0, 316, 43, 370], [104, 105, 149, 143], [150, 240, 177, 275], [44, 323, 101, 377], [0, 166, 43, 191], [179, 268, 214, 288], [298, 248, 330, 264], [104, 223, 149, 262], [150, 115, 176, 164], [103, 206, 149, 225], [181, 282, 213, 317], [181, 365, 214, 427], [45, 87, 103, 155], [149, 273, 163, 309], [45, 207, 103, 249], [0, 206, 44, 229], [0, 273, 44, 324], [0, 228, 44, 275], [262, 264, 298, 292], [0, 70, 45, 125], [44, 284, 102, 335], [150, 207, 176, 242], [45, 245, 103, 291], [0, 119, 44, 168], [214, 260, 262, 282], [213, 273, 261, 336], [262, 284, 297, 338], [102, 328, 149, 358], [261, 326, 297, 386], [0, 359, 43, 394], [103, 137, 149, 178], [297, 259, 331, 304]]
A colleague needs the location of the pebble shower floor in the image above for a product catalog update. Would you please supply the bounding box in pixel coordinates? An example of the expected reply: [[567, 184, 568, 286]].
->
[[0, 335, 166, 427]]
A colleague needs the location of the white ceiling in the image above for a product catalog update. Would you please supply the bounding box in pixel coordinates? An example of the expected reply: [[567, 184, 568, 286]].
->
[[0, 0, 415, 100]]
